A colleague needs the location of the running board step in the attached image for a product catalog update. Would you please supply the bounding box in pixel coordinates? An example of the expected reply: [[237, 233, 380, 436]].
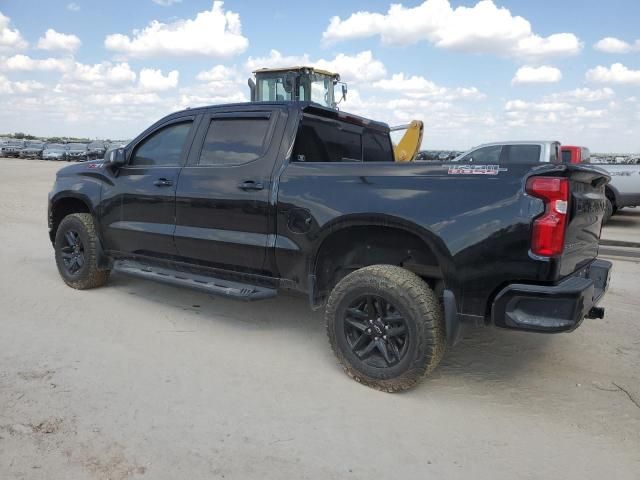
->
[[113, 260, 277, 301]]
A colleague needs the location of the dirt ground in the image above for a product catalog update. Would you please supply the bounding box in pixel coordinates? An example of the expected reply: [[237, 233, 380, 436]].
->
[[1, 158, 639, 480]]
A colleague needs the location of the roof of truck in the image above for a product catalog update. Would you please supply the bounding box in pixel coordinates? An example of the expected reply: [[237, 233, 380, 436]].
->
[[475, 140, 560, 147], [172, 101, 390, 132]]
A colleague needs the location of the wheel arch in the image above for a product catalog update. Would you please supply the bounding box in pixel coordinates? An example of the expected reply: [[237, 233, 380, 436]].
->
[[310, 214, 456, 300], [49, 193, 95, 244]]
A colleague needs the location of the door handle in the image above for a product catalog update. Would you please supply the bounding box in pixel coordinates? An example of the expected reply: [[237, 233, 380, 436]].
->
[[238, 180, 264, 191], [153, 178, 173, 187]]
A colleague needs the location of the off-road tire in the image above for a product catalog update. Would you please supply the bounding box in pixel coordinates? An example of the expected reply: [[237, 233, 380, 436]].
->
[[54, 213, 110, 289], [326, 265, 445, 392]]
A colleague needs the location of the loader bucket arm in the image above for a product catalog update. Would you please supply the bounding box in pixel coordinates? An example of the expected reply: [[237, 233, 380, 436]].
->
[[391, 120, 424, 162]]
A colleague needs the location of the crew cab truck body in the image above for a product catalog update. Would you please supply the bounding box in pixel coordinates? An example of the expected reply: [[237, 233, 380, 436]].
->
[[562, 145, 640, 221], [48, 102, 612, 392]]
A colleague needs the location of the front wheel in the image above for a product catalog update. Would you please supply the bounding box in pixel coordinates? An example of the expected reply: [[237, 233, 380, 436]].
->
[[54, 213, 110, 289], [325, 265, 445, 392]]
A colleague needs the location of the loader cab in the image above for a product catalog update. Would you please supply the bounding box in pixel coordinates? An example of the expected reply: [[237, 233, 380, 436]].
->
[[249, 67, 346, 109]]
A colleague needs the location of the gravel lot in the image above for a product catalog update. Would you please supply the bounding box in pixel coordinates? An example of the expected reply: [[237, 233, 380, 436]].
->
[[1, 159, 639, 480]]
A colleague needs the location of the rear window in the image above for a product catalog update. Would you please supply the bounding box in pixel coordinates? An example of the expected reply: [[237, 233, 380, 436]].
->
[[504, 145, 541, 164], [199, 117, 271, 166], [562, 150, 572, 163], [293, 115, 361, 162], [363, 130, 394, 162]]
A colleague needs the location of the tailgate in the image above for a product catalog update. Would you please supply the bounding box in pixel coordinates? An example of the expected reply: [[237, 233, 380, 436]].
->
[[560, 165, 610, 277]]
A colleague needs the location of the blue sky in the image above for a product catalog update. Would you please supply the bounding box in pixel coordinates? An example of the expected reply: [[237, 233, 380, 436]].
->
[[1, 0, 639, 151]]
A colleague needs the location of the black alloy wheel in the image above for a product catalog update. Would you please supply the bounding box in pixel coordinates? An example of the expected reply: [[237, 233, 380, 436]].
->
[[343, 294, 409, 368], [60, 229, 85, 275]]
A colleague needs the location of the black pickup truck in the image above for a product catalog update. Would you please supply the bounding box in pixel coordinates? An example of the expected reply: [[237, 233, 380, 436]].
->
[[48, 101, 612, 392]]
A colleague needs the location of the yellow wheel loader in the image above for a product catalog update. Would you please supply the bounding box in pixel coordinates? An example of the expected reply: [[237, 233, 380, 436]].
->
[[248, 67, 423, 162]]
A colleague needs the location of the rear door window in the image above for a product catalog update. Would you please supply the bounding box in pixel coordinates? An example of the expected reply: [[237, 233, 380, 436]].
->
[[199, 116, 271, 166]]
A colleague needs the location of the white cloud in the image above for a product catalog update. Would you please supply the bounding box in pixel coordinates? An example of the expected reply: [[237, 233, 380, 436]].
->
[[0, 12, 28, 53], [505, 100, 571, 112], [2, 54, 71, 72], [0, 74, 14, 94], [246, 50, 309, 71], [0, 75, 45, 95], [196, 65, 236, 82], [545, 87, 615, 103], [139, 68, 179, 91], [37, 29, 82, 53], [374, 73, 445, 94], [245, 50, 387, 83], [373, 73, 485, 100], [152, 0, 182, 5], [586, 63, 640, 85], [322, 0, 581, 60], [66, 3, 80, 12], [316, 51, 387, 82], [104, 1, 248, 58], [593, 37, 639, 54], [58, 61, 137, 87], [12, 80, 46, 94], [512, 65, 562, 85], [175, 90, 246, 110]]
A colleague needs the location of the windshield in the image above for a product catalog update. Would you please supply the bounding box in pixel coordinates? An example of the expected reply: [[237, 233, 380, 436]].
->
[[46, 144, 65, 150], [88, 142, 104, 149], [303, 73, 333, 107], [26, 142, 44, 148]]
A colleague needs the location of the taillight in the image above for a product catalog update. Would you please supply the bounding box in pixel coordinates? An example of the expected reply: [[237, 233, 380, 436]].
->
[[526, 177, 569, 257]]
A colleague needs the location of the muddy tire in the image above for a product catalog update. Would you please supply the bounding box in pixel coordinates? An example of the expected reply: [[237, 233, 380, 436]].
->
[[54, 213, 110, 290], [326, 265, 445, 392]]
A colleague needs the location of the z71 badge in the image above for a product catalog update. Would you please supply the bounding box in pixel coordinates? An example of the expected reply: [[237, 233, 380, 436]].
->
[[448, 165, 508, 175]]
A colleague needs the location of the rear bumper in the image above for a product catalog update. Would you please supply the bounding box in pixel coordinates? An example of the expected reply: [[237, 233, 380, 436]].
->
[[491, 259, 612, 332]]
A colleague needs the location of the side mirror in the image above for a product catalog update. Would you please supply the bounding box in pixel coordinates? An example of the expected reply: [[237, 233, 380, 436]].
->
[[106, 147, 126, 167], [341, 83, 348, 102]]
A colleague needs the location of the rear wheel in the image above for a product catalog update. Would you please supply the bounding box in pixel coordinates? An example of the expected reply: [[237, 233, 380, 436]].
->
[[54, 213, 110, 289], [326, 265, 445, 392]]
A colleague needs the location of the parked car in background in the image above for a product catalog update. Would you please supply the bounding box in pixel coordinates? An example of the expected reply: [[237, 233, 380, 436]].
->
[[1, 139, 25, 157], [561, 146, 590, 164], [19, 141, 46, 159], [562, 145, 640, 221], [42, 143, 68, 161], [87, 141, 106, 160], [451, 140, 561, 165], [66, 143, 88, 162]]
